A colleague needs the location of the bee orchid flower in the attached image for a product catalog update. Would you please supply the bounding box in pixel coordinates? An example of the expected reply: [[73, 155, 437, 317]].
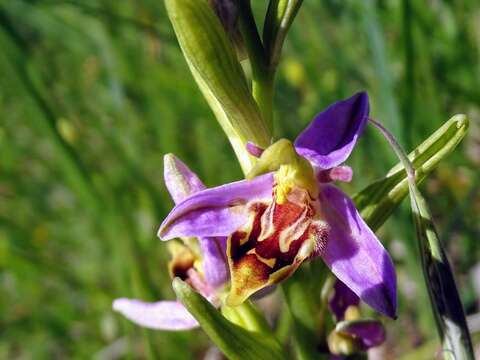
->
[[113, 155, 229, 330], [158, 92, 397, 318]]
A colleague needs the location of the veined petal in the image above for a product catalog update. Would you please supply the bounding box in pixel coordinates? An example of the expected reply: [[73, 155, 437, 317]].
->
[[164, 154, 206, 204], [158, 173, 274, 240], [226, 187, 329, 306], [112, 298, 198, 330], [199, 236, 229, 288], [294, 92, 369, 170], [318, 184, 397, 318]]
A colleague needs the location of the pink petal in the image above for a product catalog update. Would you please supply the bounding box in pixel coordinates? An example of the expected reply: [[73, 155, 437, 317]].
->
[[112, 298, 198, 330], [317, 166, 353, 183], [164, 154, 206, 204]]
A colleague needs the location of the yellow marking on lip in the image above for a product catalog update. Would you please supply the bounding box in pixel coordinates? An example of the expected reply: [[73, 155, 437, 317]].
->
[[258, 202, 275, 241], [246, 249, 276, 268]]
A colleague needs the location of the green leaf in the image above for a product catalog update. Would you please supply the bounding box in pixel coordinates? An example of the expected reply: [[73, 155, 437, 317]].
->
[[353, 114, 468, 229], [367, 116, 474, 359], [172, 278, 286, 360], [409, 185, 474, 359], [165, 0, 271, 173]]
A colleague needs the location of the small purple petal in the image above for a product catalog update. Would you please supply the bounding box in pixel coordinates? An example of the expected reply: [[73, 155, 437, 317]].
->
[[329, 166, 353, 182], [246, 141, 264, 158], [164, 154, 206, 204], [317, 166, 353, 183], [329, 280, 360, 321], [112, 298, 198, 330], [158, 173, 273, 240], [199, 237, 229, 288], [294, 92, 369, 170], [318, 184, 397, 318], [336, 320, 386, 349]]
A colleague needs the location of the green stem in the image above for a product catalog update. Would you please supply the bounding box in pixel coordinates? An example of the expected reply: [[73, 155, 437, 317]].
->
[[264, 0, 304, 69], [252, 72, 275, 130], [236, 0, 274, 130], [221, 300, 272, 333]]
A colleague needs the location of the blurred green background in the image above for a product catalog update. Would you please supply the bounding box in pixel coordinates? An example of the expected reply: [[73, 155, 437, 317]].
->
[[1, 0, 479, 358]]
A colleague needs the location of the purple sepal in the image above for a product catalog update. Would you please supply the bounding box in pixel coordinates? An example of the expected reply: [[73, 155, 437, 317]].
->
[[112, 298, 198, 330], [318, 184, 397, 318], [199, 236, 229, 288], [158, 173, 274, 240], [164, 154, 205, 204], [294, 92, 369, 170]]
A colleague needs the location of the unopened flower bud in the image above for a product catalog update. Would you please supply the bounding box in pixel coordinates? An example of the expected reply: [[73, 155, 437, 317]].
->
[[327, 330, 362, 355], [333, 319, 387, 353], [208, 0, 245, 59]]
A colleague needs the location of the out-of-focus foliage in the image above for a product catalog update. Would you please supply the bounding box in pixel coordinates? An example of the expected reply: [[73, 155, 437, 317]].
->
[[0, 0, 479, 358]]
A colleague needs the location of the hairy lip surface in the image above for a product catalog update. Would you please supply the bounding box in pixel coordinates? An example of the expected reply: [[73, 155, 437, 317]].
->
[[226, 188, 329, 305]]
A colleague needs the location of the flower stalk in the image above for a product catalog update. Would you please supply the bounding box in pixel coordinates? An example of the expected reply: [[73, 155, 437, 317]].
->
[[236, 0, 304, 135], [264, 0, 304, 69], [221, 301, 272, 333]]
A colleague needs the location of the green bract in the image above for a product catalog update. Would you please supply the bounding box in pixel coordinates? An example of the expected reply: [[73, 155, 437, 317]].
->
[[173, 278, 286, 360], [354, 114, 469, 230], [165, 0, 271, 173], [409, 181, 474, 360]]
